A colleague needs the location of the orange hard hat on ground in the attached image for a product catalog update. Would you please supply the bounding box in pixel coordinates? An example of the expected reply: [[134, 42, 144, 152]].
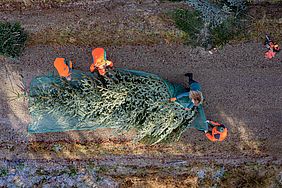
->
[[205, 120, 228, 142], [213, 126, 227, 141], [90, 63, 95, 73]]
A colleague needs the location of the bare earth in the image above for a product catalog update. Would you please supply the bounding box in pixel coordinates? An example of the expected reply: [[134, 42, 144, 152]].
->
[[0, 0, 282, 186]]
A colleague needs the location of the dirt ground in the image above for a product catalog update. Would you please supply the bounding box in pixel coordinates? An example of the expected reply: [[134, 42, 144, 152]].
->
[[0, 0, 282, 187]]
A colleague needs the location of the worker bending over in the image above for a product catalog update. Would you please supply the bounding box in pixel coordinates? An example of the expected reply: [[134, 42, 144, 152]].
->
[[205, 120, 227, 142], [170, 73, 203, 110], [90, 48, 113, 75], [265, 35, 280, 59], [54, 57, 73, 81]]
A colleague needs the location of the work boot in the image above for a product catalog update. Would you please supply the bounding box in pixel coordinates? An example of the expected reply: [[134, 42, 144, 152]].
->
[[184, 73, 193, 80]]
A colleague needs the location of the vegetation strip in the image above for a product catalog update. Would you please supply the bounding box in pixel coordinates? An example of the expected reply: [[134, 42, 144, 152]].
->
[[0, 159, 281, 187], [0, 21, 27, 57]]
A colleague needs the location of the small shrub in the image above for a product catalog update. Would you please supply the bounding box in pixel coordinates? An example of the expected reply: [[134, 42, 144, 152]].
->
[[170, 0, 247, 48], [186, 0, 230, 29], [0, 21, 28, 58], [52, 144, 63, 152], [68, 165, 77, 177], [215, 0, 247, 16], [211, 18, 242, 47], [171, 9, 203, 46], [0, 167, 8, 177], [15, 162, 25, 171]]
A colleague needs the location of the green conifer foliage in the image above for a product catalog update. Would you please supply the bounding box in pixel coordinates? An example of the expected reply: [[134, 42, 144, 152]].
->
[[0, 22, 27, 57], [29, 70, 195, 144]]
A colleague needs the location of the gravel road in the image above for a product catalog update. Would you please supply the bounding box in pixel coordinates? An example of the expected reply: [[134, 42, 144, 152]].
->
[[0, 0, 281, 169]]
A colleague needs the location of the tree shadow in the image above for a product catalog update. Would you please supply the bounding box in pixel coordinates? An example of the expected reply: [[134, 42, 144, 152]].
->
[[0, 61, 30, 160]]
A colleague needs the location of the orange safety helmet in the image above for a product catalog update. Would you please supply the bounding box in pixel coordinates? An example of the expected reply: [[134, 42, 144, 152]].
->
[[206, 120, 228, 142]]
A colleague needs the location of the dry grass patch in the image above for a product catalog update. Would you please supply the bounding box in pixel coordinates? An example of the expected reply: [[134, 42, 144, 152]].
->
[[27, 26, 186, 47], [27, 140, 195, 160], [249, 18, 282, 42]]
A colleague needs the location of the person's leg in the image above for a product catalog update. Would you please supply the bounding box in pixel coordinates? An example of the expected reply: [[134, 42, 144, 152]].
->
[[108, 61, 113, 68], [185, 73, 196, 87], [185, 73, 193, 80]]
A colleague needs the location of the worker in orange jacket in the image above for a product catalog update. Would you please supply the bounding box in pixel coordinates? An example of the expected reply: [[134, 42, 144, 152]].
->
[[204, 120, 228, 142], [90, 48, 113, 75], [54, 57, 73, 81]]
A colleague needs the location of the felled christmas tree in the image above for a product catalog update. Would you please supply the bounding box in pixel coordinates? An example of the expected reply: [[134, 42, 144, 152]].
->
[[28, 69, 196, 144]]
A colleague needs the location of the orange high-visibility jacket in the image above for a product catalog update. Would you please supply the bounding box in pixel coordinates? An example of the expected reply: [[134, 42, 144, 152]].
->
[[90, 48, 113, 75], [205, 121, 227, 142], [54, 58, 73, 77], [265, 50, 276, 59]]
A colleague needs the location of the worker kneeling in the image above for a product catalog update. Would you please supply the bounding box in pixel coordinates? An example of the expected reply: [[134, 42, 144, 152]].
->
[[90, 48, 113, 75], [169, 73, 227, 142], [205, 120, 227, 142], [54, 57, 73, 81]]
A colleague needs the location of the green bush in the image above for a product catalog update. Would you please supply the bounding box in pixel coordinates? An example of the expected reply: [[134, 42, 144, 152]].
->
[[211, 18, 242, 47], [0, 21, 28, 58], [0, 168, 8, 177], [171, 9, 204, 46], [171, 8, 245, 48]]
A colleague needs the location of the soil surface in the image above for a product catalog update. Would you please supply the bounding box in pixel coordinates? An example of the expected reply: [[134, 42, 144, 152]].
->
[[0, 0, 282, 187]]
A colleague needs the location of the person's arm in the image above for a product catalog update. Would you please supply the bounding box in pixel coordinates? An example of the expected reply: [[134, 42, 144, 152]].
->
[[176, 92, 189, 100], [90, 64, 96, 72], [170, 92, 189, 101], [68, 61, 73, 74], [107, 60, 113, 68], [183, 102, 194, 110], [187, 102, 194, 109], [69, 61, 73, 69]]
